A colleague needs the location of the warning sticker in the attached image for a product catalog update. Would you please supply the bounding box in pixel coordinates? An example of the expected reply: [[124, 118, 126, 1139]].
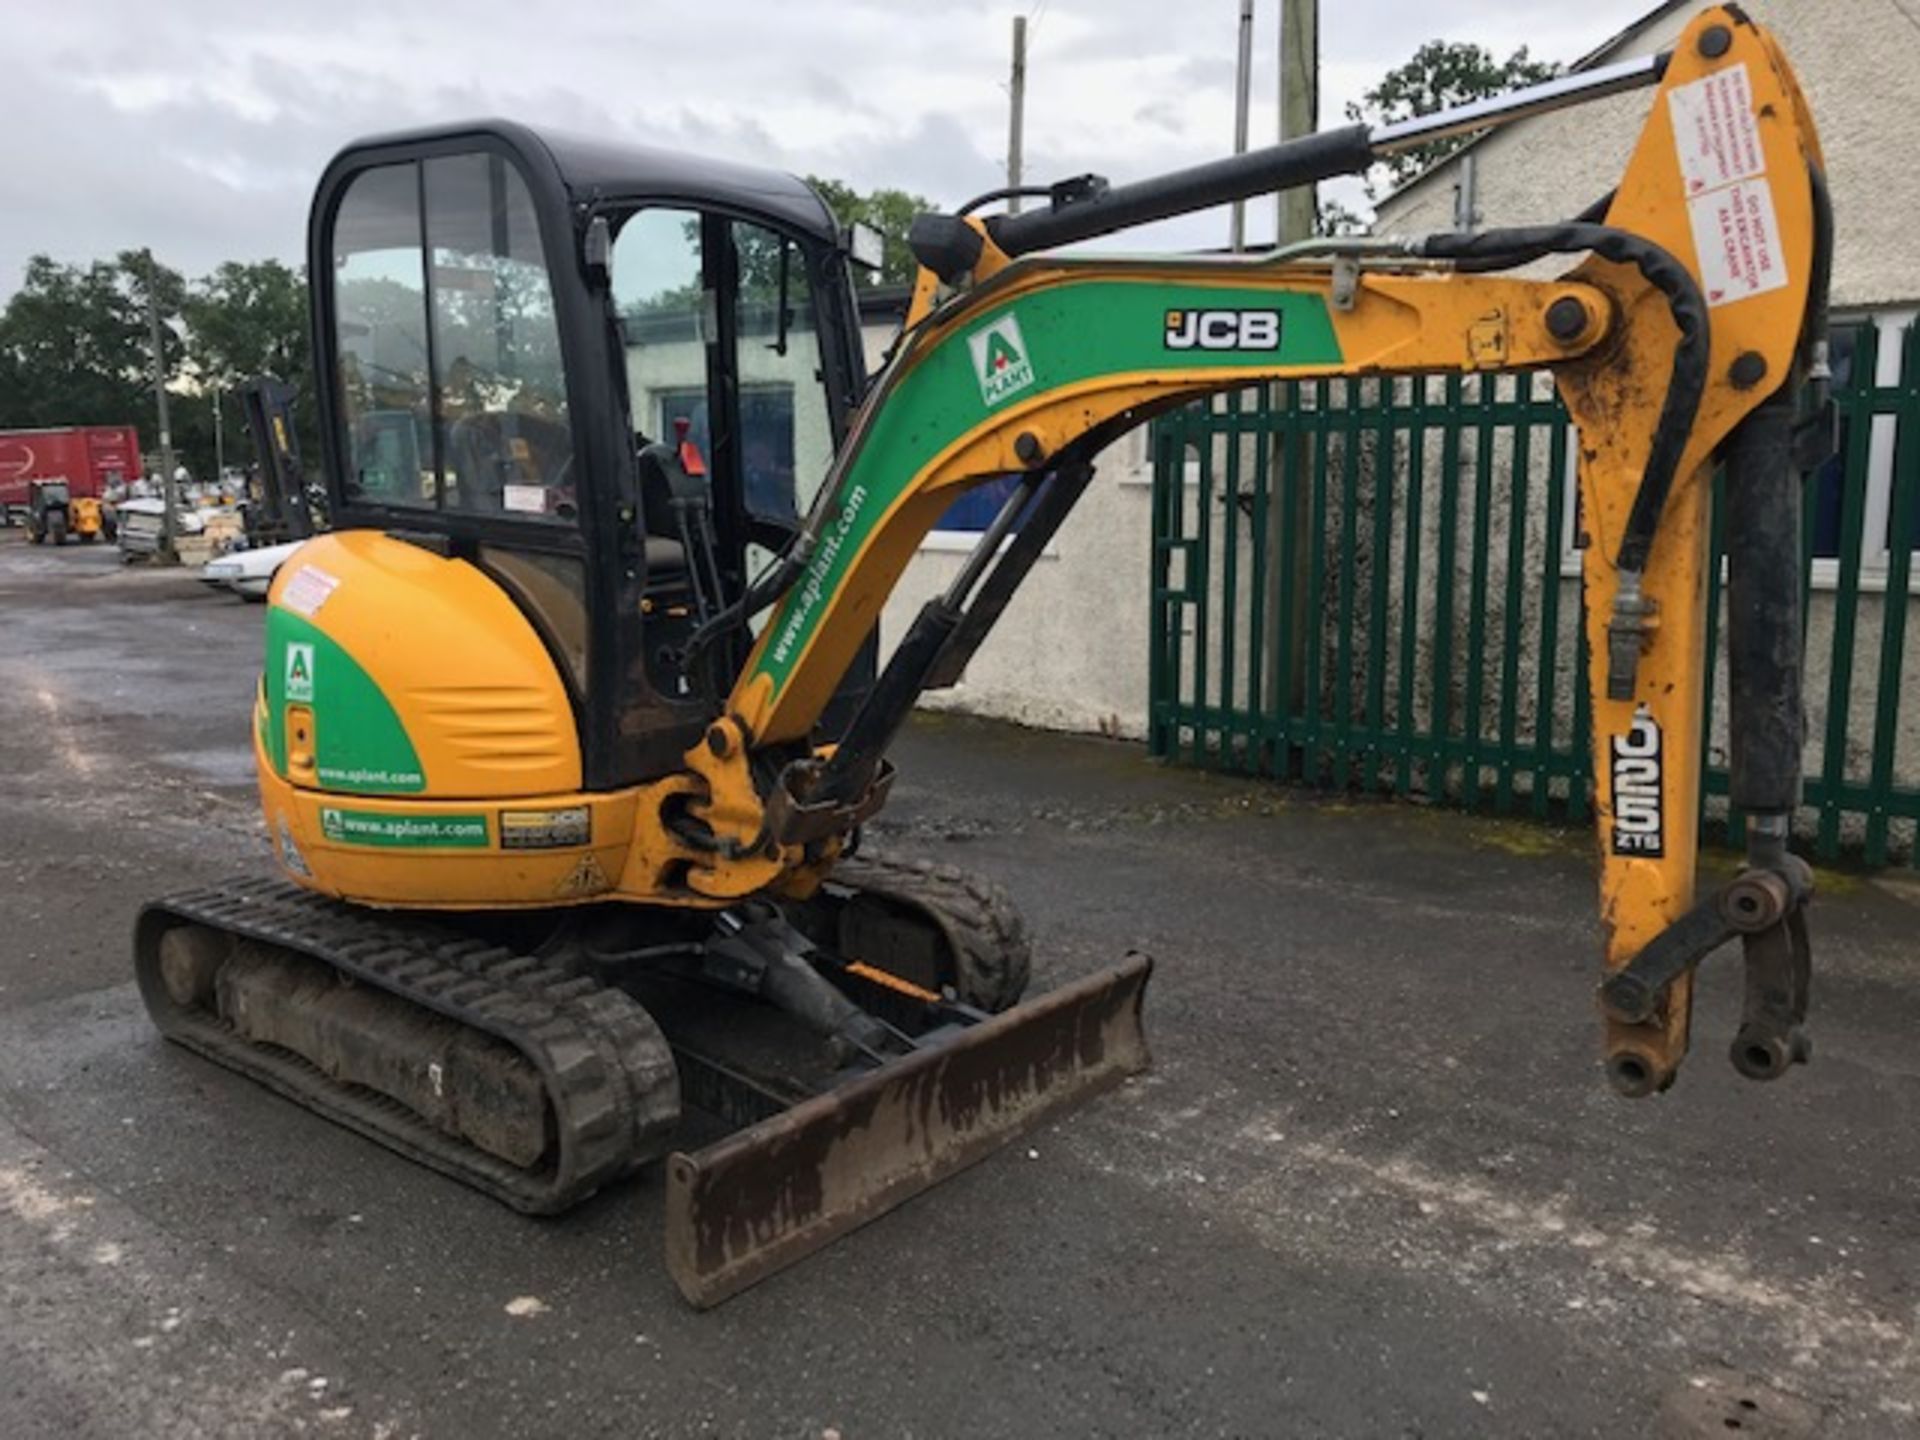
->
[[1688, 179, 1790, 307], [1667, 63, 1765, 196], [502, 483, 547, 515], [499, 806, 591, 850], [281, 565, 340, 618]]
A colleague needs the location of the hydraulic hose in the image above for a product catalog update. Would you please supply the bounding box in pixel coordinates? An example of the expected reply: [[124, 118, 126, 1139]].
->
[[1418, 223, 1710, 580]]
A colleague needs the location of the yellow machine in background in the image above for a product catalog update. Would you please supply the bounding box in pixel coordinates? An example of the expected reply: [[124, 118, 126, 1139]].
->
[[26, 480, 110, 544], [137, 7, 1826, 1304]]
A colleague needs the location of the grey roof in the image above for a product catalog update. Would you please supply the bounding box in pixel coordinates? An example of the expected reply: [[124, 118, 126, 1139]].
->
[[322, 117, 840, 241]]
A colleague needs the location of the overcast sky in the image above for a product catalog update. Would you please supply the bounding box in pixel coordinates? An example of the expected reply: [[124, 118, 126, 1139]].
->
[[3, 0, 1656, 297]]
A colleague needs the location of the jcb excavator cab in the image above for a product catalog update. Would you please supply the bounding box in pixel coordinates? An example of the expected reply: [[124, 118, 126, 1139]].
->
[[309, 120, 874, 785]]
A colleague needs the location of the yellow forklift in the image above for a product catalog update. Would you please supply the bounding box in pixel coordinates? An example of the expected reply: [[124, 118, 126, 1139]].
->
[[26, 479, 112, 544]]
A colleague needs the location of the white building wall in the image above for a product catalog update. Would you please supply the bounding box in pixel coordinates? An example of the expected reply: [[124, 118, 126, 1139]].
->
[[866, 323, 1160, 738]]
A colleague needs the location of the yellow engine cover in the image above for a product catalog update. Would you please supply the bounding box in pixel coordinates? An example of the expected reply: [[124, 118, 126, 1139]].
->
[[255, 531, 637, 908]]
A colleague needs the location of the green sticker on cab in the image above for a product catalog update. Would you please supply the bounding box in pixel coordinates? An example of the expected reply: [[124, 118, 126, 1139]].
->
[[319, 807, 489, 849]]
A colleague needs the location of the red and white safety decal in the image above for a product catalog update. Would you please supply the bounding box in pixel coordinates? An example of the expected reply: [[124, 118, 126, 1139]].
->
[[1686, 178, 1790, 308], [1667, 62, 1788, 308], [1667, 63, 1766, 195]]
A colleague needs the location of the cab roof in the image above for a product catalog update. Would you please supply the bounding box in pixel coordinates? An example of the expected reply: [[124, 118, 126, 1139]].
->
[[315, 117, 841, 243]]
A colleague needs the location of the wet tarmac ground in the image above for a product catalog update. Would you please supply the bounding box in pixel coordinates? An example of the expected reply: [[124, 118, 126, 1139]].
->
[[2, 530, 1917, 1438]]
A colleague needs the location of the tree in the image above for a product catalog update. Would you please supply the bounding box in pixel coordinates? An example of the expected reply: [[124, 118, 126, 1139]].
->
[[0, 250, 315, 483], [185, 260, 307, 387], [184, 260, 318, 479], [1317, 197, 1370, 238], [805, 177, 935, 288], [0, 255, 159, 429], [1345, 41, 1561, 198]]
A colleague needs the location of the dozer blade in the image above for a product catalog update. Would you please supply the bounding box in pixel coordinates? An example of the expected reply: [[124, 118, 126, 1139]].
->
[[663, 952, 1152, 1307]]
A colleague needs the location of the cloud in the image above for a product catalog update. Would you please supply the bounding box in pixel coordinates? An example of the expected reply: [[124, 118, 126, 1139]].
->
[[1, 0, 1655, 294]]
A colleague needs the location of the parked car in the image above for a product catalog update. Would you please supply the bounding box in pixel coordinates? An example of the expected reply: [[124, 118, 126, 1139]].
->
[[116, 498, 207, 560], [201, 539, 302, 600]]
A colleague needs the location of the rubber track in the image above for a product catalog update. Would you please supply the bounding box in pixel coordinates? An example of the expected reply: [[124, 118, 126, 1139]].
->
[[824, 853, 1033, 1013], [135, 876, 679, 1215]]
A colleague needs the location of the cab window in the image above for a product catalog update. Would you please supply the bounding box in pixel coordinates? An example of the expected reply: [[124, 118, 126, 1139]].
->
[[611, 208, 838, 610], [614, 208, 710, 438], [730, 219, 834, 525], [328, 153, 574, 520], [332, 163, 435, 508]]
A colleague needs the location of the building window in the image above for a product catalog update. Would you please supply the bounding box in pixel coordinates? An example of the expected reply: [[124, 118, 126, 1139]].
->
[[934, 475, 1026, 534], [654, 383, 800, 518], [1781, 310, 1914, 583]]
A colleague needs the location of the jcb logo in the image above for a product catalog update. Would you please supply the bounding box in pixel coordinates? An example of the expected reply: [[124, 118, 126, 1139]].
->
[[1164, 308, 1283, 351], [1610, 708, 1664, 857]]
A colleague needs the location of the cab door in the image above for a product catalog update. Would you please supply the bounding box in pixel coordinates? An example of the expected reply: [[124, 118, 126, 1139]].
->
[[610, 206, 871, 739]]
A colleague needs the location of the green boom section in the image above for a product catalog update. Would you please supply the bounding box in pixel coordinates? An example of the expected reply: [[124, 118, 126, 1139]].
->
[[265, 607, 427, 795], [751, 277, 1343, 699]]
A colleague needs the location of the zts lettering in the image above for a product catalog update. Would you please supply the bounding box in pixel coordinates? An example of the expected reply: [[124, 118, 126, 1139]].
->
[[1610, 708, 1665, 857]]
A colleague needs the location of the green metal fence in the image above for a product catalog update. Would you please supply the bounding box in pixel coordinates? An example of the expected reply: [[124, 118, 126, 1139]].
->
[[1147, 318, 1920, 865]]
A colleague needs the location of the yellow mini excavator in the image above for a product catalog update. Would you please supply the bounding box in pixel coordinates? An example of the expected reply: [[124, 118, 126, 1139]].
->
[[137, 6, 1827, 1306]]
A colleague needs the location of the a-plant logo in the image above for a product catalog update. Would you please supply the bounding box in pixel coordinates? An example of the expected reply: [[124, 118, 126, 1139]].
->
[[968, 313, 1036, 406], [285, 642, 315, 703]]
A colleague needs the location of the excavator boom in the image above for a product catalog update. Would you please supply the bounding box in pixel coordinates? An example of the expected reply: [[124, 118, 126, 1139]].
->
[[712, 4, 1824, 1097]]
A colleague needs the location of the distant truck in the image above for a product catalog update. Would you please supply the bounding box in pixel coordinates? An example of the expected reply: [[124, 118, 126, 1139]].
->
[[0, 425, 141, 524]]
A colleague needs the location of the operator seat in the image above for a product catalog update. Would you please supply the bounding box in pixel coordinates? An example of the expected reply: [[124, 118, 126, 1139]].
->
[[444, 410, 572, 516]]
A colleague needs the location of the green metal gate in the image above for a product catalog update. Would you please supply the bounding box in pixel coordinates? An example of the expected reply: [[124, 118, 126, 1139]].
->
[[1148, 319, 1920, 866]]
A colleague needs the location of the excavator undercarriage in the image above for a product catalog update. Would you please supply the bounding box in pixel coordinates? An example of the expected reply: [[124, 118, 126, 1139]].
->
[[138, 858, 1149, 1304]]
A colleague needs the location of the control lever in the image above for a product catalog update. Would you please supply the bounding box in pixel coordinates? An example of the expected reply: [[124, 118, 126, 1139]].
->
[[635, 420, 727, 627], [668, 417, 725, 625]]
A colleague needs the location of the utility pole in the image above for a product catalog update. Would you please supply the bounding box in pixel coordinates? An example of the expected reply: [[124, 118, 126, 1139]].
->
[[1007, 14, 1028, 214], [1269, 0, 1319, 722], [1275, 0, 1319, 245], [145, 252, 179, 564], [1229, 0, 1255, 251], [213, 386, 225, 486]]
